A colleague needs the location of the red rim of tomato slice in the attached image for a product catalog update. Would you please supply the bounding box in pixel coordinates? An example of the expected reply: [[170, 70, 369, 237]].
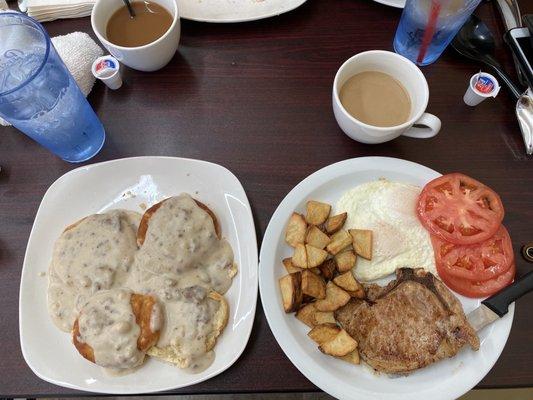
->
[[417, 173, 504, 245], [437, 261, 515, 298], [432, 225, 514, 282]]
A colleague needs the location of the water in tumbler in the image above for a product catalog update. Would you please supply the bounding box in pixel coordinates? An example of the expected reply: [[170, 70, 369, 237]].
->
[[0, 13, 105, 162], [393, 0, 481, 66]]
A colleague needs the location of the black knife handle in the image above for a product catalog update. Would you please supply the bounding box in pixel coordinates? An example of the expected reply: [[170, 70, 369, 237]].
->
[[482, 270, 533, 317]]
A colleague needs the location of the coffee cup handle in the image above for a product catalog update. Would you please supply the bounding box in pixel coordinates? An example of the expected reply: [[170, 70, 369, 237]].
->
[[402, 113, 441, 139]]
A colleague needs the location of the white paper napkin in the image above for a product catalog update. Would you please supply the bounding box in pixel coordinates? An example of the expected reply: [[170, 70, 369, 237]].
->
[[24, 0, 95, 22]]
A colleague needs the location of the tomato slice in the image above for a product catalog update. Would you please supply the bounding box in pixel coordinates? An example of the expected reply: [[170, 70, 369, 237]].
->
[[417, 173, 504, 245], [432, 225, 514, 282], [437, 262, 515, 298]]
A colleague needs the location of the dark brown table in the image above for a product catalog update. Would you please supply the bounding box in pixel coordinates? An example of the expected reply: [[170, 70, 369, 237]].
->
[[1, 0, 532, 396]]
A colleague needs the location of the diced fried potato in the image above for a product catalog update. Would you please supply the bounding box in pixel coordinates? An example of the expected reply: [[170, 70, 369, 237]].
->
[[296, 303, 316, 327], [292, 243, 308, 268], [325, 212, 347, 234], [318, 259, 336, 280], [279, 272, 303, 313], [326, 230, 353, 255], [305, 201, 331, 225], [306, 245, 328, 268], [319, 329, 358, 357], [301, 270, 326, 299], [349, 229, 373, 260], [315, 281, 351, 312], [282, 257, 302, 274], [310, 267, 321, 275], [334, 250, 356, 272], [308, 323, 340, 344], [315, 311, 336, 325], [285, 212, 307, 247], [305, 225, 331, 249], [337, 350, 360, 365], [333, 272, 365, 299]]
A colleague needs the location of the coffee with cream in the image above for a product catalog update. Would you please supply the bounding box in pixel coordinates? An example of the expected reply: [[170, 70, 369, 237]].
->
[[339, 71, 411, 127]]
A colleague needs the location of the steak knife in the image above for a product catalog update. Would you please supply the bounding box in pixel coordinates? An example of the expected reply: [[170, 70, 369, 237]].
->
[[467, 270, 533, 332]]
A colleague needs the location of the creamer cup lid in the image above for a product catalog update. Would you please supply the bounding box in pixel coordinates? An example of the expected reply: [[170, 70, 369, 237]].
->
[[471, 72, 500, 98], [92, 56, 120, 79]]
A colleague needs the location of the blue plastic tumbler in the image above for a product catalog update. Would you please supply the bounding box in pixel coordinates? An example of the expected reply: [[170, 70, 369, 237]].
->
[[0, 13, 105, 162], [393, 0, 481, 66]]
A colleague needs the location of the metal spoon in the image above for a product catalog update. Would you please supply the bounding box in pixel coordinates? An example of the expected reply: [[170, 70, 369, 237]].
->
[[451, 15, 522, 101], [122, 0, 135, 18]]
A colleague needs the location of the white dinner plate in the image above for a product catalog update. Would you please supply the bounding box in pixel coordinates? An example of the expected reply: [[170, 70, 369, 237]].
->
[[178, 0, 308, 23], [259, 157, 514, 400], [20, 156, 258, 394], [373, 0, 405, 8]]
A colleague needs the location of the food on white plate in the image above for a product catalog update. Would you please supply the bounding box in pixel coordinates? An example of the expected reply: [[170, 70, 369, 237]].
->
[[48, 193, 237, 374], [305, 200, 331, 225], [306, 225, 331, 249], [282, 257, 302, 274], [47, 210, 141, 332], [314, 281, 351, 312], [333, 271, 365, 298], [417, 173, 515, 298], [146, 288, 229, 371], [334, 250, 357, 273], [319, 328, 358, 357], [295, 303, 336, 328], [285, 212, 307, 247], [279, 272, 303, 312], [349, 229, 373, 260], [326, 229, 353, 255], [335, 268, 479, 374], [306, 244, 329, 268], [72, 289, 161, 372], [318, 259, 336, 280], [292, 243, 308, 268], [324, 212, 347, 235], [308, 323, 341, 344], [416, 173, 505, 246], [301, 269, 326, 299], [336, 180, 436, 281]]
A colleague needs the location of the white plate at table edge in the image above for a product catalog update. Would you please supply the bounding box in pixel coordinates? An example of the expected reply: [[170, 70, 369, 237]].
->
[[259, 156, 514, 400], [373, 0, 405, 8], [179, 0, 308, 23], [19, 156, 258, 394]]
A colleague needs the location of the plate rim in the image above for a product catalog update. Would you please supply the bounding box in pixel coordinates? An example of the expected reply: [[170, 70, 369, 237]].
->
[[179, 0, 308, 23], [258, 156, 514, 400], [372, 0, 405, 9], [19, 156, 259, 394]]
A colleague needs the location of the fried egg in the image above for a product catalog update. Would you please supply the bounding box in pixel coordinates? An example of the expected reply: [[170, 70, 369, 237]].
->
[[336, 179, 436, 282]]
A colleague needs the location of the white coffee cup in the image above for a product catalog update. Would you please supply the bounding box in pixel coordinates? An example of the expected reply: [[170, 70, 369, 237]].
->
[[91, 0, 180, 72], [333, 50, 441, 144]]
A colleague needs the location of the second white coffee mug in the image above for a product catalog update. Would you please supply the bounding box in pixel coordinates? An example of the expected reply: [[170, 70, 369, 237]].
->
[[91, 0, 180, 72], [333, 50, 441, 144]]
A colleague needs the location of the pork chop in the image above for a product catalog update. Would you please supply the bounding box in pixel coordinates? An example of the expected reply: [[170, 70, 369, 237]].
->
[[334, 268, 479, 374]]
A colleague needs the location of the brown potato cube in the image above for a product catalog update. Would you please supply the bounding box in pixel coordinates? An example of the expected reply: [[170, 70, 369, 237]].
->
[[282, 257, 302, 274], [315, 281, 351, 312], [318, 259, 337, 281], [305, 201, 331, 225], [295, 303, 316, 328], [305, 225, 331, 249], [315, 311, 336, 325], [349, 229, 373, 260], [308, 323, 340, 344], [301, 270, 326, 299], [337, 350, 360, 365], [334, 250, 357, 273], [292, 243, 308, 268], [326, 230, 353, 255], [279, 272, 303, 313], [325, 212, 347, 234], [285, 212, 307, 247], [306, 245, 328, 268], [319, 329, 358, 357], [333, 272, 365, 298]]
